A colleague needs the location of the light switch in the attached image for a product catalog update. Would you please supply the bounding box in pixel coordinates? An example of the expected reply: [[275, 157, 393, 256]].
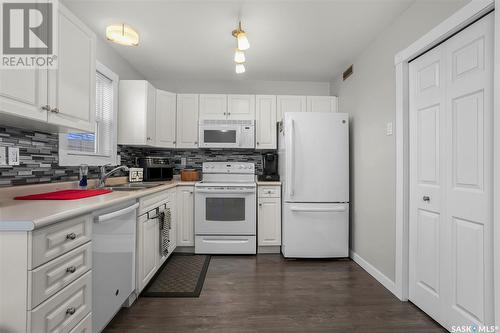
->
[[386, 122, 393, 136], [8, 147, 20, 166], [0, 147, 6, 166]]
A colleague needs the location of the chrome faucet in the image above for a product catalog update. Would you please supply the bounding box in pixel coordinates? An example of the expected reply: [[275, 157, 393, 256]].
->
[[98, 165, 129, 188]]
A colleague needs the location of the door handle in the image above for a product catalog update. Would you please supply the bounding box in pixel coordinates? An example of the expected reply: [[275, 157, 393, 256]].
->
[[423, 196, 430, 202], [95, 203, 139, 223]]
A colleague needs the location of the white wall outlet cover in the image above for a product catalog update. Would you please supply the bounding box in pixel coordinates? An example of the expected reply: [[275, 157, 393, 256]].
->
[[0, 147, 7, 166], [8, 147, 20, 166], [386, 122, 393, 136]]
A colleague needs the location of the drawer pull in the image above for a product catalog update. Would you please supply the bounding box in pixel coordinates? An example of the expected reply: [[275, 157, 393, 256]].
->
[[66, 233, 77, 240], [66, 266, 77, 273], [66, 307, 76, 315]]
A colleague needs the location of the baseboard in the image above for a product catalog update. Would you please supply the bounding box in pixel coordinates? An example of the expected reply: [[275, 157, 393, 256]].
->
[[175, 246, 195, 253], [349, 250, 398, 298], [258, 246, 281, 254]]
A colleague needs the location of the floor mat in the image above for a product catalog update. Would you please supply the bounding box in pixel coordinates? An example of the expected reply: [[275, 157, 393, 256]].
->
[[141, 254, 211, 298]]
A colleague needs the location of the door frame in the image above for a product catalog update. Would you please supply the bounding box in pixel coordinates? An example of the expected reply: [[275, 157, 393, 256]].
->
[[394, 0, 499, 324]]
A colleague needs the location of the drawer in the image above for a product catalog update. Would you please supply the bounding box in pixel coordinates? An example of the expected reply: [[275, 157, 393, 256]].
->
[[30, 215, 92, 269], [195, 235, 256, 254], [29, 243, 92, 309], [258, 186, 281, 198], [29, 271, 92, 333], [69, 313, 91, 333]]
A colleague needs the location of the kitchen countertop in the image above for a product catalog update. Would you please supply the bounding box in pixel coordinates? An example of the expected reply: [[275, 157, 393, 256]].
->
[[0, 180, 196, 232], [257, 181, 281, 186]]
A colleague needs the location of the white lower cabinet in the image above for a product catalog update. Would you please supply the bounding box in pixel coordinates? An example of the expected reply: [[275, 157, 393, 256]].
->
[[0, 215, 93, 333], [137, 213, 159, 293], [257, 185, 282, 251], [176, 186, 195, 247]]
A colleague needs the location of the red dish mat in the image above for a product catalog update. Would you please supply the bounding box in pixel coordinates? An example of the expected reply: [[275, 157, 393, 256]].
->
[[15, 189, 112, 200]]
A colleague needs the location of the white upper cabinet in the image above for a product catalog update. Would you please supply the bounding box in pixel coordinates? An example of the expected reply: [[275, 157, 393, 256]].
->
[[47, 4, 96, 132], [277, 95, 306, 121], [255, 95, 277, 150], [0, 69, 48, 123], [155, 90, 177, 148], [118, 80, 156, 146], [227, 94, 255, 120], [199, 94, 227, 119], [0, 4, 96, 132], [306, 96, 338, 113], [176, 94, 199, 149]]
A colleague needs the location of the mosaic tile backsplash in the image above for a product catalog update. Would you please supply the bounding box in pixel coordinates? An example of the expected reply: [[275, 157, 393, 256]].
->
[[0, 125, 268, 187]]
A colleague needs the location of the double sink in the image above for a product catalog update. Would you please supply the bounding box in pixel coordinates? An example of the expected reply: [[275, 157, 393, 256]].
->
[[104, 182, 165, 191]]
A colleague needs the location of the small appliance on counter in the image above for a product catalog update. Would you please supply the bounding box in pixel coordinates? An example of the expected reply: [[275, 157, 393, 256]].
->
[[258, 152, 279, 181], [138, 156, 174, 181]]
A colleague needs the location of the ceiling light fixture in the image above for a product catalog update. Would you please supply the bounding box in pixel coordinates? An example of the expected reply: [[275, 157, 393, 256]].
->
[[235, 63, 246, 74], [106, 24, 139, 46], [234, 49, 246, 64], [232, 21, 250, 51]]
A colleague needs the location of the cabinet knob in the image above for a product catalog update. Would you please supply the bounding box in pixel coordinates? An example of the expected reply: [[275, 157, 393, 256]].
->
[[147, 137, 151, 141], [66, 266, 77, 273], [173, 141, 176, 144], [223, 112, 227, 115], [194, 141, 198, 144], [41, 105, 51, 111], [259, 203, 262, 207], [423, 196, 431, 202], [256, 142, 260, 145], [51, 107, 59, 113], [66, 233, 77, 240], [66, 307, 76, 316]]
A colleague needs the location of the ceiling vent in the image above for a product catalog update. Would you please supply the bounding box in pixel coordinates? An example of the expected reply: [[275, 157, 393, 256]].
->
[[343, 65, 353, 81]]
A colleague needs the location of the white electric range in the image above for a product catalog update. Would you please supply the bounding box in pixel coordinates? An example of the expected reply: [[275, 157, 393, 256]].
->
[[194, 162, 257, 254]]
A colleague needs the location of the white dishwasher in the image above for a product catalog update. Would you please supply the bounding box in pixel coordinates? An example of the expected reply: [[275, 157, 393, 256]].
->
[[93, 200, 138, 333]]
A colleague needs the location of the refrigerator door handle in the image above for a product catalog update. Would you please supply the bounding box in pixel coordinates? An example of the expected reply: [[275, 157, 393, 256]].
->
[[289, 119, 295, 197], [290, 206, 347, 213]]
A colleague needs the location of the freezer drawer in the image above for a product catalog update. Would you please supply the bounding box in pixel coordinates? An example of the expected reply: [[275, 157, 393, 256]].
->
[[282, 203, 349, 258], [195, 235, 256, 254]]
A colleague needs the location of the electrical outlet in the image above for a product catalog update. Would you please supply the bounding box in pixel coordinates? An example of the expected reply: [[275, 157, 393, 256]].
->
[[8, 147, 20, 166], [0, 147, 6, 166], [386, 122, 393, 136]]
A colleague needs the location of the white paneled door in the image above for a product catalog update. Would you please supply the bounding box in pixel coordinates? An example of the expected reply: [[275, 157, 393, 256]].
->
[[408, 13, 493, 330]]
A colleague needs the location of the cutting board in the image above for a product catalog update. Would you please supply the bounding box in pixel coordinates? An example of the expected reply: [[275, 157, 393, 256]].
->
[[15, 189, 112, 200]]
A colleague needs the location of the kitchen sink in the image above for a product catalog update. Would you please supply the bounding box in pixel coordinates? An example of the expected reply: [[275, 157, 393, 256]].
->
[[103, 182, 165, 191]]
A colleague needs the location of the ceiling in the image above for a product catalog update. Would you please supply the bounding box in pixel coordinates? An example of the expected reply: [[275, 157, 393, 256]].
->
[[63, 0, 416, 82]]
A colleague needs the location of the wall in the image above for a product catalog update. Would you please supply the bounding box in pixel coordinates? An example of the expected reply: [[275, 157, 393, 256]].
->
[[95, 37, 144, 80], [151, 78, 330, 96], [329, 0, 468, 282]]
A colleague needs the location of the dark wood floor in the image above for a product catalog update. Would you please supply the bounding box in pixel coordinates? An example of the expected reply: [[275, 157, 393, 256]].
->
[[104, 254, 445, 333]]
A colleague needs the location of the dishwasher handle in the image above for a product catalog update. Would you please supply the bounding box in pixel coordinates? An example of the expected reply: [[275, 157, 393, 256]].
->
[[95, 203, 139, 224]]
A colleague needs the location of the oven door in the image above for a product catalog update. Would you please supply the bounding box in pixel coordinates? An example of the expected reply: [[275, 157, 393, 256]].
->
[[195, 186, 256, 235], [199, 125, 241, 148]]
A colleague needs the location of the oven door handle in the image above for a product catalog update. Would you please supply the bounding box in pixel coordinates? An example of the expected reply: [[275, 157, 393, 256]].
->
[[195, 189, 256, 194]]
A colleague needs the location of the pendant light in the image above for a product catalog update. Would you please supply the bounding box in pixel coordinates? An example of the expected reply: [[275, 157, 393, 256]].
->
[[235, 64, 246, 74], [232, 21, 250, 51], [234, 49, 246, 64], [106, 24, 139, 46]]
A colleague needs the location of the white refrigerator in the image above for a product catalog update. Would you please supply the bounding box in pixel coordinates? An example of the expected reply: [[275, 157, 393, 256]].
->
[[278, 112, 349, 258]]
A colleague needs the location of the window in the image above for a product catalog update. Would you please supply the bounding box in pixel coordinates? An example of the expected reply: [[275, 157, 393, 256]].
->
[[59, 62, 119, 166]]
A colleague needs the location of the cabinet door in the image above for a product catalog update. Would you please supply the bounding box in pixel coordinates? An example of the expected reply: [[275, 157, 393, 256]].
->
[[177, 186, 195, 246], [0, 69, 48, 122], [255, 95, 277, 149], [167, 196, 177, 253], [277, 95, 306, 121], [227, 94, 255, 120], [307, 96, 338, 113], [258, 197, 281, 246], [47, 4, 96, 132], [155, 90, 176, 148], [176, 94, 199, 148], [146, 82, 156, 145], [138, 218, 158, 292], [199, 94, 227, 119]]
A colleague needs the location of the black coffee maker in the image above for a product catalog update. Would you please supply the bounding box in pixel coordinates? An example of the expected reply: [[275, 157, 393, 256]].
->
[[258, 153, 279, 181]]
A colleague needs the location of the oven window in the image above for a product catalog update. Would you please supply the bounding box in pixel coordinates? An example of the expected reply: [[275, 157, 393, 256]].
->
[[206, 198, 245, 221], [204, 130, 237, 143]]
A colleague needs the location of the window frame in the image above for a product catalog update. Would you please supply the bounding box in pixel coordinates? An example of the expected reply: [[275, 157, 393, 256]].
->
[[58, 61, 119, 166]]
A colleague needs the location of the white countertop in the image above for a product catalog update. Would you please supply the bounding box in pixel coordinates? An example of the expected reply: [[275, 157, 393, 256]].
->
[[0, 180, 196, 232], [257, 181, 281, 186]]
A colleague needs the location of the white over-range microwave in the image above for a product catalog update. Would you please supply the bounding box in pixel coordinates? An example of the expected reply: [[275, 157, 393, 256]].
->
[[198, 119, 255, 149]]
